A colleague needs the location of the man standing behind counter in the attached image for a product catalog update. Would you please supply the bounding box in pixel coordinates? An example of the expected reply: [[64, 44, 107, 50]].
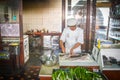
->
[[60, 18, 84, 56]]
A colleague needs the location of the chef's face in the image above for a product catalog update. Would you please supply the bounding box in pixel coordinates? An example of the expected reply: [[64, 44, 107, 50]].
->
[[69, 25, 76, 31]]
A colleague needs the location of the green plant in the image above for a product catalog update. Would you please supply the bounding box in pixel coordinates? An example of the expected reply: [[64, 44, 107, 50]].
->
[[52, 67, 103, 80], [52, 69, 70, 80]]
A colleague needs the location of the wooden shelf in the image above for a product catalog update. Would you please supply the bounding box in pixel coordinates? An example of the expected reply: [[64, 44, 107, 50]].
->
[[32, 32, 61, 36]]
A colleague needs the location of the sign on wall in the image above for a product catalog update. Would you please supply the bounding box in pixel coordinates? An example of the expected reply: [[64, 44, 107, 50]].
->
[[0, 23, 20, 37]]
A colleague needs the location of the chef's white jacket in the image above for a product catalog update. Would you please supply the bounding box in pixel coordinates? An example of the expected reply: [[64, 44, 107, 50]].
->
[[60, 27, 84, 54]]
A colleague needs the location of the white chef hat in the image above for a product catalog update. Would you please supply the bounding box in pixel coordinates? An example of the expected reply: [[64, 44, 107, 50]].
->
[[67, 18, 77, 27]]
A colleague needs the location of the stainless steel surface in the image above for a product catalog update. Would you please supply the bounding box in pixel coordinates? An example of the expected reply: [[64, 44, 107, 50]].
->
[[40, 55, 47, 64], [45, 60, 53, 67], [40, 50, 58, 67]]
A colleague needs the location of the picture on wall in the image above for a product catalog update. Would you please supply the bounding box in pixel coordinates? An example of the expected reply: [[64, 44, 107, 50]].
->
[[0, 23, 20, 37]]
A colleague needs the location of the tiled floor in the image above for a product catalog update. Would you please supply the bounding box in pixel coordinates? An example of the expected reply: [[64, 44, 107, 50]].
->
[[0, 66, 40, 80], [0, 48, 43, 80], [26, 48, 43, 67]]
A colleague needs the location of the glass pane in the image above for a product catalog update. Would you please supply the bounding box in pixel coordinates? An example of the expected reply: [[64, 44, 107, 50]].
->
[[66, 0, 87, 29], [0, 0, 19, 23], [66, 0, 87, 52], [95, 8, 110, 40]]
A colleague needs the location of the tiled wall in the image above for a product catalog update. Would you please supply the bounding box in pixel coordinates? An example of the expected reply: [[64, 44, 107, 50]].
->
[[23, 0, 62, 33]]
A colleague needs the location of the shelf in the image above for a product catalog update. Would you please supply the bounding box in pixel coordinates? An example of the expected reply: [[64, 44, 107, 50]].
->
[[33, 32, 61, 36], [102, 64, 120, 70], [109, 35, 120, 40], [110, 27, 120, 29], [110, 15, 120, 18]]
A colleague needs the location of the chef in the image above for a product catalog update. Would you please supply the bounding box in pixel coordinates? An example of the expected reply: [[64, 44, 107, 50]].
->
[[60, 18, 84, 56]]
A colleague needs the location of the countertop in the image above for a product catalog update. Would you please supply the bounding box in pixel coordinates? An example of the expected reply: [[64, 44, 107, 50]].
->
[[59, 53, 99, 67], [39, 64, 59, 77], [100, 49, 120, 70]]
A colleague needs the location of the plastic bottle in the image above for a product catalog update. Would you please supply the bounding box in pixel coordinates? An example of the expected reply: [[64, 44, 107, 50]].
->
[[97, 39, 101, 49]]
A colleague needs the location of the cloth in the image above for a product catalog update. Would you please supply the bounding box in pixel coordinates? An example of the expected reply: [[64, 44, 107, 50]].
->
[[60, 27, 84, 54]]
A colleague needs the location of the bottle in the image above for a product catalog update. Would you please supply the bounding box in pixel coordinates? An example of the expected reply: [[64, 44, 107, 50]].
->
[[97, 39, 101, 49]]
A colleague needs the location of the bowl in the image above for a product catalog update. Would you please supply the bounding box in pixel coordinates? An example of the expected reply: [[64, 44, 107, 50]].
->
[[45, 60, 53, 67], [40, 55, 47, 64]]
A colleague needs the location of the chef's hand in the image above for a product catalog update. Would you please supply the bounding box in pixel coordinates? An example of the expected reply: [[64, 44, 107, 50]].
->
[[70, 48, 74, 56], [62, 47, 66, 53]]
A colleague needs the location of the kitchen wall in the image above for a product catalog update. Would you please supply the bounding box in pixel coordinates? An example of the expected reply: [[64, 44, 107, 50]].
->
[[23, 0, 62, 33]]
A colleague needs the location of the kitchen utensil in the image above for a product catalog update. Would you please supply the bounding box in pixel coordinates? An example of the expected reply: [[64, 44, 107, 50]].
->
[[45, 60, 53, 67], [40, 55, 47, 64], [40, 49, 58, 67]]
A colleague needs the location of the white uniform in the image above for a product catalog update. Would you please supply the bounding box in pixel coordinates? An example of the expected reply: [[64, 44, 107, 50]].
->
[[60, 27, 84, 54]]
